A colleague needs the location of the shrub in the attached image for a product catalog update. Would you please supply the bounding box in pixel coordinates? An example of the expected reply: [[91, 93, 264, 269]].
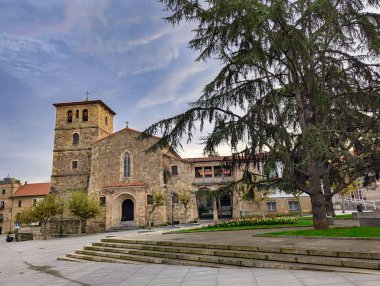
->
[[208, 217, 297, 228]]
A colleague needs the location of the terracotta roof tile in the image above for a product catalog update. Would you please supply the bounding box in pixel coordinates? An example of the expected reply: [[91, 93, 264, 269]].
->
[[12, 183, 51, 197], [104, 182, 148, 188]]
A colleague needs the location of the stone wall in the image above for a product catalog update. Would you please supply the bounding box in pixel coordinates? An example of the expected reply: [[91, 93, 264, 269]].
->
[[235, 196, 312, 218], [163, 155, 198, 224]]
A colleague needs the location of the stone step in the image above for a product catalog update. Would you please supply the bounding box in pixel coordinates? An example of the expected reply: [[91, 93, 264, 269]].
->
[[84, 244, 380, 270], [100, 238, 380, 260], [70, 249, 380, 274], [66, 253, 144, 265]]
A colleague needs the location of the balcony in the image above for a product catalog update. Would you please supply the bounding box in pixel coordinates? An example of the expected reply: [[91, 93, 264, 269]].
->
[[193, 176, 234, 186]]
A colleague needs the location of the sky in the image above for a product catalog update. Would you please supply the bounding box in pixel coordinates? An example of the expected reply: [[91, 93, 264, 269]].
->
[[0, 0, 226, 183]]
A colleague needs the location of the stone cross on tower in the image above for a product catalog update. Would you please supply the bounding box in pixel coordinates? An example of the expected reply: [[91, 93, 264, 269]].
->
[[85, 90, 90, 101]]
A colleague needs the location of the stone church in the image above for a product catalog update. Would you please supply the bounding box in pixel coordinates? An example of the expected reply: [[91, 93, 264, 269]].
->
[[51, 99, 197, 232], [50, 99, 313, 233]]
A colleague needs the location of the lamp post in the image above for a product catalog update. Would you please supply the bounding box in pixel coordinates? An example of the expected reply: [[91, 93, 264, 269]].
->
[[170, 192, 174, 227], [59, 202, 64, 238]]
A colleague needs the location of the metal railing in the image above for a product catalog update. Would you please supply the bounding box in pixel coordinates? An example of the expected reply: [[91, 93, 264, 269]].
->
[[332, 197, 379, 211]]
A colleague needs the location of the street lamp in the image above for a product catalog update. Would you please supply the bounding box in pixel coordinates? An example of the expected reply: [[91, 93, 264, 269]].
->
[[170, 192, 175, 227], [59, 202, 64, 238]]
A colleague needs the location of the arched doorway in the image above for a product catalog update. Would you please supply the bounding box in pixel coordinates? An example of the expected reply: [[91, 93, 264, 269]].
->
[[121, 199, 134, 221]]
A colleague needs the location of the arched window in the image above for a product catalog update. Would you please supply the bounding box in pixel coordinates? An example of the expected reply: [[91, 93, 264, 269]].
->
[[82, 109, 88, 122], [76, 110, 79, 118], [105, 116, 108, 126], [67, 110, 73, 123], [123, 152, 131, 179], [73, 133, 79, 145]]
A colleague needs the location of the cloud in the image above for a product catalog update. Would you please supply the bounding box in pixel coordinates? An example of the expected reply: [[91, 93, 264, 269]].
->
[[137, 64, 207, 108]]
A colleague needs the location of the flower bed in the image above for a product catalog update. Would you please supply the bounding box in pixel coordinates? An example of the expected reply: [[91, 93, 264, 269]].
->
[[209, 217, 297, 228]]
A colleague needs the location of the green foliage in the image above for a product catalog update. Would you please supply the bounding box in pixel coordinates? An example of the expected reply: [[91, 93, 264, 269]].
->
[[178, 189, 192, 207], [211, 217, 297, 228], [67, 190, 100, 221], [16, 208, 36, 226], [32, 193, 63, 224], [140, 0, 380, 229], [152, 190, 166, 208]]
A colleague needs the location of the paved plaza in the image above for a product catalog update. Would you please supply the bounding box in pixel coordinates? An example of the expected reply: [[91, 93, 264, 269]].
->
[[1, 227, 380, 286]]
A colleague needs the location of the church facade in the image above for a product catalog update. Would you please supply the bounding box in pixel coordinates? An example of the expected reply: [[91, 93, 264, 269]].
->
[[51, 100, 197, 232]]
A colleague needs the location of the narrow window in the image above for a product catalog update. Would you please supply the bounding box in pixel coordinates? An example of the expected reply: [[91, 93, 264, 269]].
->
[[267, 202, 277, 212], [288, 201, 299, 211], [73, 133, 79, 145], [67, 110, 73, 123], [123, 152, 131, 179], [18, 200, 22, 207], [105, 116, 108, 126], [147, 194, 153, 205], [0, 201, 4, 209], [76, 110, 79, 118], [2, 189, 5, 195], [82, 109, 88, 121], [99, 197, 106, 206], [171, 165, 178, 176], [0, 214, 3, 222], [72, 160, 78, 169], [163, 171, 168, 184]]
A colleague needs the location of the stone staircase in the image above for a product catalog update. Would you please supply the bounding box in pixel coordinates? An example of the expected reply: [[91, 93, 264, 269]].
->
[[107, 221, 140, 232], [61, 238, 380, 274]]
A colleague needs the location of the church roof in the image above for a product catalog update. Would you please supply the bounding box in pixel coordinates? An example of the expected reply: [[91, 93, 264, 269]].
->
[[12, 183, 51, 197], [185, 156, 233, 163], [53, 100, 116, 115]]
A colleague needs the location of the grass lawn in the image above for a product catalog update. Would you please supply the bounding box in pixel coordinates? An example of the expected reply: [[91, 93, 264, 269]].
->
[[174, 218, 313, 233], [261, 226, 380, 238]]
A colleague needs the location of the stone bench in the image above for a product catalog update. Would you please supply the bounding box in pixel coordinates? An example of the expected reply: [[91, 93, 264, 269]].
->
[[358, 212, 380, 227]]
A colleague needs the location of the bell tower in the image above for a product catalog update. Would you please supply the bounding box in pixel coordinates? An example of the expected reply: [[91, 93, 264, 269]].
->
[[51, 99, 116, 192]]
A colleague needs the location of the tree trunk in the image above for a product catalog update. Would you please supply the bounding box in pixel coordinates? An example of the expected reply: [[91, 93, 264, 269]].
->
[[43, 220, 48, 239], [255, 201, 265, 218], [212, 196, 218, 223], [296, 195, 304, 217], [341, 195, 345, 214], [148, 208, 153, 229], [184, 206, 187, 225], [323, 173, 336, 217], [78, 220, 82, 234], [310, 191, 329, 229], [308, 162, 329, 229]]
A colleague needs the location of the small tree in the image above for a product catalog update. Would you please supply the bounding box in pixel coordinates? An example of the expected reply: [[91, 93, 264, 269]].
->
[[178, 188, 192, 224], [147, 189, 165, 229], [67, 190, 100, 234], [16, 208, 36, 226], [334, 179, 361, 214], [32, 194, 63, 238]]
